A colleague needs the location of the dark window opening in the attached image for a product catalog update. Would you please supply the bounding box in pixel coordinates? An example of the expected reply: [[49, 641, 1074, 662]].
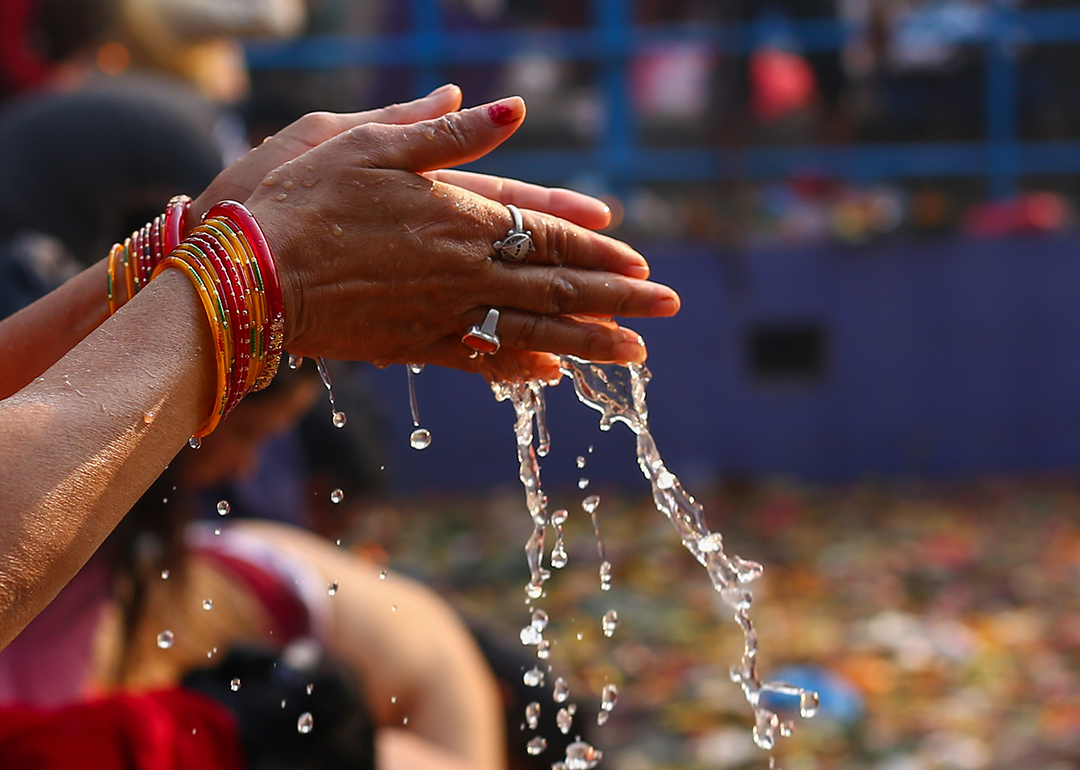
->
[[748, 323, 826, 382]]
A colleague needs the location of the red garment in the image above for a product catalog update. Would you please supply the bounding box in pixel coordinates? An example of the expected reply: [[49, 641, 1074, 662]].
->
[[0, 688, 245, 770]]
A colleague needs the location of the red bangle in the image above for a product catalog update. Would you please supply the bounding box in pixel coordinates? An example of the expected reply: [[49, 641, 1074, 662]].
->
[[164, 195, 192, 253]]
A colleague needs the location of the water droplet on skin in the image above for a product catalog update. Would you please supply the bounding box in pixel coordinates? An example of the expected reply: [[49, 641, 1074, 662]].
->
[[301, 179, 317, 188], [525, 701, 541, 729], [578, 478, 589, 489], [297, 712, 314, 734], [410, 427, 431, 450], [156, 630, 174, 649], [327, 581, 338, 596], [526, 736, 547, 755], [288, 354, 303, 370], [332, 411, 347, 429], [261, 176, 276, 185], [379, 571, 387, 580], [202, 599, 213, 610], [391, 605, 397, 612], [556, 707, 574, 733], [142, 411, 155, 425], [330, 488, 344, 504], [553, 677, 570, 703], [330, 223, 342, 237], [582, 495, 600, 514], [800, 690, 820, 718], [408, 363, 424, 374], [601, 684, 618, 711], [160, 569, 170, 580], [275, 193, 287, 201], [217, 500, 230, 516], [602, 610, 619, 637], [282, 180, 294, 190], [576, 455, 586, 468], [230, 678, 240, 691], [188, 437, 201, 450], [523, 667, 545, 687], [307, 684, 314, 695]]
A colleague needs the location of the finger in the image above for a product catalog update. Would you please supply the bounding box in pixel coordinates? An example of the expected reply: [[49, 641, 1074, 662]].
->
[[349, 97, 526, 173], [472, 310, 649, 364], [359, 83, 463, 126], [486, 207, 650, 279], [424, 169, 612, 230], [484, 264, 679, 319]]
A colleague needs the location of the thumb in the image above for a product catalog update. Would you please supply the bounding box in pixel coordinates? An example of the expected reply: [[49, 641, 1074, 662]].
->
[[350, 96, 526, 173]]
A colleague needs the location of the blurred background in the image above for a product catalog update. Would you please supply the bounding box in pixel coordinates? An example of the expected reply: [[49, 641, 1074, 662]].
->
[[8, 0, 1080, 768]]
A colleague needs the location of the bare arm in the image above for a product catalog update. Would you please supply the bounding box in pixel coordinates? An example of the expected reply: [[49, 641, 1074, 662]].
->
[[236, 521, 505, 770], [0, 270, 214, 649]]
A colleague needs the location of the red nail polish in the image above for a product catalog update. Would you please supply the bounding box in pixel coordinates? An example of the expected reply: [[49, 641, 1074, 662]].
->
[[488, 102, 517, 126]]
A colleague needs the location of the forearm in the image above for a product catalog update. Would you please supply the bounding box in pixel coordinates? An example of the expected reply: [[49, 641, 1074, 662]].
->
[[0, 260, 111, 399], [0, 269, 214, 649]]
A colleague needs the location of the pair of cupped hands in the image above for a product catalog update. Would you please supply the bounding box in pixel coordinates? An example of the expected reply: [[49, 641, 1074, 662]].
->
[[188, 84, 680, 382]]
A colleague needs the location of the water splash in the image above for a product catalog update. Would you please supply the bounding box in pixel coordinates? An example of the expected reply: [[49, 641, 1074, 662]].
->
[[550, 509, 569, 569], [406, 365, 432, 450], [314, 358, 347, 428]]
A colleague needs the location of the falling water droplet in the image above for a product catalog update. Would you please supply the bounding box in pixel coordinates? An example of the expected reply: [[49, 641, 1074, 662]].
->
[[327, 581, 338, 596], [526, 736, 547, 755], [553, 677, 570, 703], [578, 478, 589, 489], [602, 610, 619, 637], [779, 720, 794, 738], [582, 495, 600, 514], [523, 667, 545, 687], [297, 712, 314, 734], [656, 470, 675, 489], [306, 684, 314, 695], [536, 639, 552, 659], [600, 684, 618, 712], [556, 706, 574, 733], [160, 569, 170, 580], [599, 561, 612, 591], [576, 632, 584, 641], [531, 609, 549, 632], [576, 455, 586, 468], [408, 363, 424, 375], [520, 625, 542, 646], [390, 696, 397, 704], [409, 427, 431, 450], [564, 740, 603, 770], [525, 702, 541, 730], [800, 690, 820, 718], [230, 678, 240, 691], [156, 630, 174, 649], [550, 545, 568, 569], [332, 411, 347, 428], [216, 500, 230, 516], [379, 571, 387, 580], [596, 711, 609, 726], [213, 527, 221, 536], [330, 488, 344, 504], [288, 354, 303, 370], [202, 598, 213, 610]]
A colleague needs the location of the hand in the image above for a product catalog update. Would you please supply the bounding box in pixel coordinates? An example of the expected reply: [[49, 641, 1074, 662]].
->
[[247, 97, 680, 375], [190, 84, 466, 224]]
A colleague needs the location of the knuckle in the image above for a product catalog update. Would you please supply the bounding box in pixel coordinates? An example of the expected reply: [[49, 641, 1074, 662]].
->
[[296, 111, 339, 138], [438, 113, 471, 151], [540, 218, 571, 267], [515, 314, 546, 350], [544, 273, 580, 315]]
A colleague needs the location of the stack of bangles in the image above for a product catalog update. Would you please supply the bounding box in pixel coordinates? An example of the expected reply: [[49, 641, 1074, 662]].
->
[[106, 195, 284, 437]]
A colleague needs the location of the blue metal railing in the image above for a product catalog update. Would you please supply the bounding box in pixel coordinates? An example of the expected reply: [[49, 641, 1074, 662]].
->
[[244, 1, 1080, 197]]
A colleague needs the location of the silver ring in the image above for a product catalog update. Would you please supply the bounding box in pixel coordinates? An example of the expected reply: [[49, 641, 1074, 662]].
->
[[492, 204, 534, 261], [462, 308, 501, 354]]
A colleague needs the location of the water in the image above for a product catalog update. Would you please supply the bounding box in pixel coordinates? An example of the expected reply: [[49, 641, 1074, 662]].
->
[[497, 358, 819, 764], [327, 581, 338, 596], [556, 706, 574, 734], [526, 701, 541, 729], [600, 683, 618, 712], [578, 478, 590, 489], [297, 712, 314, 734], [156, 630, 174, 649], [407, 365, 432, 450], [216, 500, 230, 516], [576, 455, 586, 468], [526, 736, 547, 755], [553, 676, 570, 703], [202, 598, 213, 610], [307, 684, 314, 695], [523, 667, 545, 687], [288, 354, 303, 370], [315, 358, 347, 429], [160, 569, 169, 580], [551, 509, 569, 569], [330, 488, 344, 504], [230, 678, 240, 691]]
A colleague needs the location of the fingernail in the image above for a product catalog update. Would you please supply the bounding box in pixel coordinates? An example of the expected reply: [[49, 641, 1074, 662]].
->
[[625, 260, 650, 280], [654, 292, 680, 316], [487, 97, 523, 126], [614, 330, 647, 363], [429, 83, 457, 96]]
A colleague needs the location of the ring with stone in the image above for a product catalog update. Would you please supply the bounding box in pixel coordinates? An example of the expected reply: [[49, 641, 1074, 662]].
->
[[462, 308, 501, 354], [492, 204, 534, 261]]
